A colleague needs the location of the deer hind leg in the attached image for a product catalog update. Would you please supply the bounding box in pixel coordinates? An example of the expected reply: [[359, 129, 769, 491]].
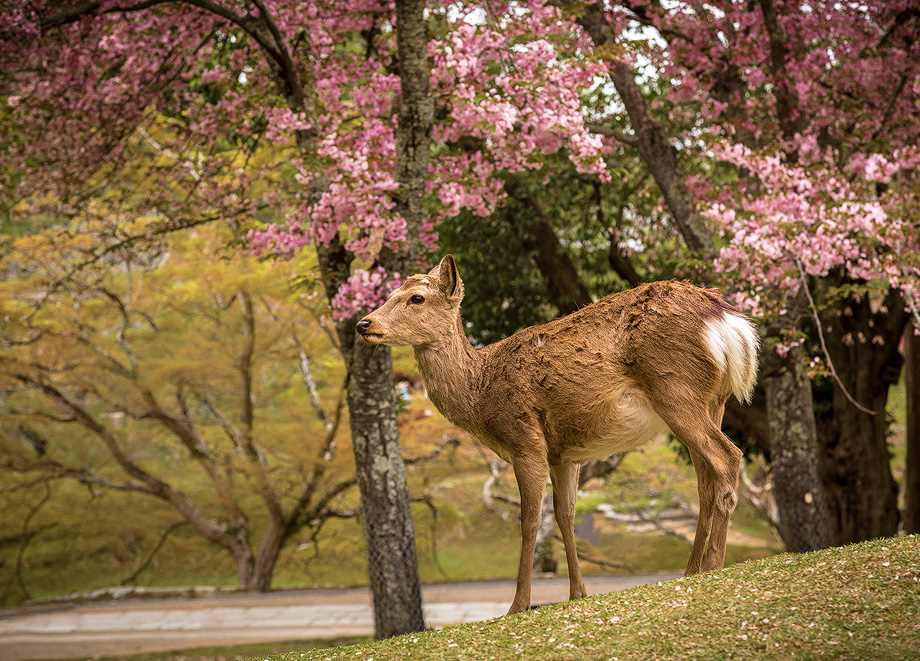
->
[[684, 449, 714, 574], [699, 399, 736, 572], [647, 395, 741, 575], [550, 463, 587, 601], [509, 452, 549, 614]]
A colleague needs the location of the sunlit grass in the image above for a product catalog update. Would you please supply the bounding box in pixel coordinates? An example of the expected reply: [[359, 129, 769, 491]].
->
[[264, 535, 920, 661]]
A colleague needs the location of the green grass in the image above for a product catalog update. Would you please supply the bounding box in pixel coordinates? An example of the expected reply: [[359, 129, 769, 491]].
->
[[261, 535, 920, 661]]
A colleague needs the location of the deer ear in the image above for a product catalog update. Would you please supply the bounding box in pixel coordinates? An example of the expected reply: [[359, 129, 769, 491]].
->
[[436, 254, 463, 303]]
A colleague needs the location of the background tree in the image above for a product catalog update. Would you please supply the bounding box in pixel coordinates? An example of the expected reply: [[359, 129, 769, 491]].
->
[[0, 224, 355, 594]]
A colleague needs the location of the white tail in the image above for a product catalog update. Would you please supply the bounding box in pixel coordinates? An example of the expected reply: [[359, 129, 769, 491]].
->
[[704, 313, 759, 404], [358, 256, 760, 614]]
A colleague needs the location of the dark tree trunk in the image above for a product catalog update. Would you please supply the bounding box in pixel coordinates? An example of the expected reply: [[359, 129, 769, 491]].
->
[[761, 340, 833, 552], [392, 0, 433, 256], [248, 522, 284, 592], [577, 3, 715, 257], [905, 321, 920, 534], [228, 533, 259, 591], [816, 283, 907, 544], [520, 217, 594, 315], [502, 178, 594, 315]]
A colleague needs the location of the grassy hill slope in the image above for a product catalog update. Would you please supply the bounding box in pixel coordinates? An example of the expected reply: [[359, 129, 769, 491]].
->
[[269, 534, 919, 661]]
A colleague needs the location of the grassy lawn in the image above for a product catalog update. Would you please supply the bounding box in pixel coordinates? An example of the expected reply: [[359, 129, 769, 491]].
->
[[261, 534, 919, 661]]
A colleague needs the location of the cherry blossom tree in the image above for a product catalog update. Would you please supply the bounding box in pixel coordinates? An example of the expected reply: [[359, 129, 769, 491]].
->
[[1, 0, 609, 637], [576, 0, 920, 547]]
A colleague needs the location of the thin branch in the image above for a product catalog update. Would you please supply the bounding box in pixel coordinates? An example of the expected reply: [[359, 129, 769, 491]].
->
[[98, 287, 139, 373], [192, 390, 246, 454], [415, 491, 450, 581], [257, 292, 339, 432], [121, 521, 190, 585], [586, 122, 639, 148], [2, 480, 53, 604], [403, 434, 461, 466], [318, 387, 346, 461], [867, 71, 909, 145], [247, 0, 308, 111], [795, 259, 877, 415], [235, 290, 260, 462], [12, 373, 244, 549], [38, 0, 169, 31], [297, 345, 334, 430]]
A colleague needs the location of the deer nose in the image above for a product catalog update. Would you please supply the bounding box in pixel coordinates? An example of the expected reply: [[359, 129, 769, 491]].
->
[[356, 319, 372, 335]]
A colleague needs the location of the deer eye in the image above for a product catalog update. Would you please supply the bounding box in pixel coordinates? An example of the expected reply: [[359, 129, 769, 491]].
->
[[409, 294, 425, 305]]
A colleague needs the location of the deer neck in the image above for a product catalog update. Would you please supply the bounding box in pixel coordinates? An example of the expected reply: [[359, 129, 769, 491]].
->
[[413, 315, 482, 429]]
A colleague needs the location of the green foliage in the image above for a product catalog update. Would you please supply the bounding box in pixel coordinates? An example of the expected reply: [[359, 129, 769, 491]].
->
[[438, 149, 676, 344], [0, 223, 359, 603], [573, 492, 607, 517]]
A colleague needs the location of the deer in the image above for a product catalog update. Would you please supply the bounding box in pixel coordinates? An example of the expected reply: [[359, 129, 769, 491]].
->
[[356, 255, 759, 614]]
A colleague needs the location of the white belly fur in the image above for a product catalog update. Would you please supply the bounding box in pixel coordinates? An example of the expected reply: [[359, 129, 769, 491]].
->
[[559, 387, 670, 463]]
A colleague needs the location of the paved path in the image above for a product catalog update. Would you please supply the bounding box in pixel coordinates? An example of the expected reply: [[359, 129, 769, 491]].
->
[[0, 575, 679, 660]]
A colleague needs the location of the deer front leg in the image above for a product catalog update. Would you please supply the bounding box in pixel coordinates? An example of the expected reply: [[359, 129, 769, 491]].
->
[[550, 462, 587, 601], [509, 453, 549, 614]]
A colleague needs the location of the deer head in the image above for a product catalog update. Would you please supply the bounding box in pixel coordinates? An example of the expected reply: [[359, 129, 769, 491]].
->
[[356, 254, 464, 346]]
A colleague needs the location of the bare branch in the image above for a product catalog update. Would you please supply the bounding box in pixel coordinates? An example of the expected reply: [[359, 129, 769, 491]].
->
[[235, 290, 260, 462], [38, 0, 169, 31], [403, 434, 461, 466], [192, 390, 246, 454], [10, 372, 244, 549], [318, 387, 346, 461], [586, 122, 639, 148], [297, 345, 334, 430], [795, 259, 877, 415], [257, 292, 339, 432], [121, 521, 189, 586], [2, 480, 53, 604], [414, 492, 450, 581]]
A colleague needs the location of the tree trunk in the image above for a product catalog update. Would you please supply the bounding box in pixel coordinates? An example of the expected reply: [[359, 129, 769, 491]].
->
[[761, 340, 833, 552], [229, 534, 258, 590], [248, 521, 285, 592], [314, 233, 425, 638], [577, 3, 715, 257], [905, 321, 920, 534], [392, 0, 434, 269], [306, 0, 432, 639], [521, 217, 594, 315], [816, 284, 906, 544], [347, 340, 425, 638]]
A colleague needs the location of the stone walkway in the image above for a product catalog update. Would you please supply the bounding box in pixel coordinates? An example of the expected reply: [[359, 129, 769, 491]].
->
[[0, 575, 679, 660]]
